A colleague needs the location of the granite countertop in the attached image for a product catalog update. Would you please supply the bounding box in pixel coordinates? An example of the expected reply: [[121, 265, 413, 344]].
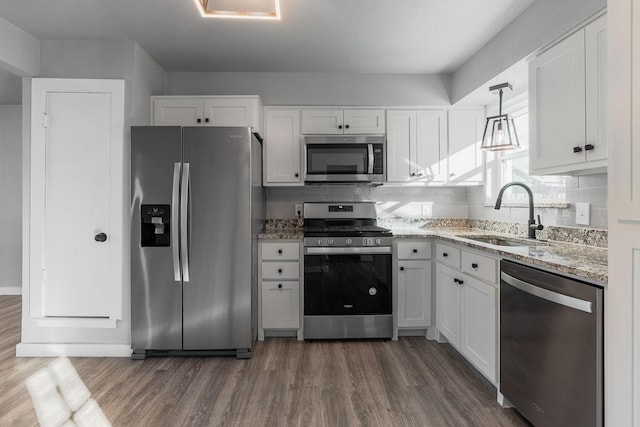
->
[[258, 228, 304, 240], [393, 226, 607, 286], [258, 221, 607, 285]]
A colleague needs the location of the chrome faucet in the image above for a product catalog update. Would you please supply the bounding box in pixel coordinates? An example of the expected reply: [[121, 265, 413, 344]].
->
[[494, 182, 544, 239]]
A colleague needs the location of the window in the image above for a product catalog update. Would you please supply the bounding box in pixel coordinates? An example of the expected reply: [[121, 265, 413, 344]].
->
[[485, 93, 567, 205]]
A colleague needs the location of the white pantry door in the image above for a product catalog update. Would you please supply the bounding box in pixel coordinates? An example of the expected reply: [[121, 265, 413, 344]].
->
[[30, 79, 124, 321]]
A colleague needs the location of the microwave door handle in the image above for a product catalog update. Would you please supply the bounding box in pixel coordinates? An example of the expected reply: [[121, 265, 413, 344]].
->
[[180, 163, 190, 282], [367, 144, 374, 174], [171, 162, 181, 282]]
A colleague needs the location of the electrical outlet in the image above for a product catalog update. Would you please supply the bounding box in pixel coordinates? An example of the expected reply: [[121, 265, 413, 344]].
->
[[575, 203, 590, 225], [422, 204, 433, 217], [294, 203, 303, 218]]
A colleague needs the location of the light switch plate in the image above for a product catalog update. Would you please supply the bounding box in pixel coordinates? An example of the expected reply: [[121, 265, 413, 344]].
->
[[575, 203, 590, 225]]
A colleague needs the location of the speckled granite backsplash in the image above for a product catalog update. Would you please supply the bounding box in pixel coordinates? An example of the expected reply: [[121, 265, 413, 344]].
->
[[264, 218, 304, 230]]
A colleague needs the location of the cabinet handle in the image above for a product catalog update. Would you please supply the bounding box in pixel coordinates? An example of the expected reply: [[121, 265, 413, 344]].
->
[[278, 283, 283, 289], [205, 117, 210, 123], [295, 173, 299, 178], [94, 232, 108, 242], [338, 125, 343, 129], [197, 118, 202, 123], [585, 144, 595, 151], [345, 124, 350, 129], [412, 249, 418, 253], [573, 146, 583, 153], [471, 263, 478, 269], [458, 279, 464, 285], [278, 268, 283, 274], [278, 249, 283, 254], [453, 278, 459, 284], [400, 266, 405, 271], [442, 252, 448, 257]]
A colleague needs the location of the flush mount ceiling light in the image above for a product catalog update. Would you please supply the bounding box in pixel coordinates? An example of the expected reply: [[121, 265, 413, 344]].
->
[[194, 0, 281, 20], [481, 82, 520, 152]]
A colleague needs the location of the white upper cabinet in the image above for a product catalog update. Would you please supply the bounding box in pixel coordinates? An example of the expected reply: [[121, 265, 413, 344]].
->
[[529, 14, 607, 175], [152, 96, 264, 136], [263, 108, 303, 186], [386, 110, 447, 183], [447, 109, 485, 184], [302, 109, 385, 134]]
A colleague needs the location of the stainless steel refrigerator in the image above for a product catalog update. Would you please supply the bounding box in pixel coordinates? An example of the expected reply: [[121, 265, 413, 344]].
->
[[130, 126, 264, 359]]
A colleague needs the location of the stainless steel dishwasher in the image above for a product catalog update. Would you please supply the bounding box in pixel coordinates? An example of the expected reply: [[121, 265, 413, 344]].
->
[[500, 260, 603, 427]]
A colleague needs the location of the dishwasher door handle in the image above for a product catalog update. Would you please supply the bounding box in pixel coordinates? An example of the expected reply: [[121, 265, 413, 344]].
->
[[501, 271, 593, 313]]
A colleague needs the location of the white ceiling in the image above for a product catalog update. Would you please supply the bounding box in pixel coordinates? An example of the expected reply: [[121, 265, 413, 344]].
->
[[0, 0, 534, 74]]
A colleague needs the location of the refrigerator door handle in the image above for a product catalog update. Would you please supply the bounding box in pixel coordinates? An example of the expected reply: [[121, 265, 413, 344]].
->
[[171, 162, 181, 281], [181, 163, 190, 282]]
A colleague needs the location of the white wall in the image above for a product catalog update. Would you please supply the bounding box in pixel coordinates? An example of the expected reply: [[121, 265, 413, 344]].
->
[[0, 16, 39, 77], [450, 0, 606, 104], [165, 72, 451, 106], [0, 105, 22, 294]]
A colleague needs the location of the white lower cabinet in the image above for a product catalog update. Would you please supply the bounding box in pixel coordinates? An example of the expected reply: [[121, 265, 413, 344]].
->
[[261, 281, 300, 329], [436, 243, 498, 384], [395, 241, 432, 332], [259, 241, 302, 340]]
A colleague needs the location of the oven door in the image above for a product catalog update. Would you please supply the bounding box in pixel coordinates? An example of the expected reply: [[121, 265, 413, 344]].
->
[[303, 246, 392, 316]]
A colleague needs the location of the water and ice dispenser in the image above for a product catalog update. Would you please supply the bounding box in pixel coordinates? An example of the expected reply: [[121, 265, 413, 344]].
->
[[140, 204, 170, 247]]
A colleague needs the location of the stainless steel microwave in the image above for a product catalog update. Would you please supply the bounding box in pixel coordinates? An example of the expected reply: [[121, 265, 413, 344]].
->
[[303, 135, 386, 183]]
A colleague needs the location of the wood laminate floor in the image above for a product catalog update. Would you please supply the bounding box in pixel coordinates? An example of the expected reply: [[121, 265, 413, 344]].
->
[[0, 296, 529, 426]]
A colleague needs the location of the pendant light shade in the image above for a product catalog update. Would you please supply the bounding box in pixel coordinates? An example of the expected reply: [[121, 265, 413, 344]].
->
[[481, 82, 520, 152]]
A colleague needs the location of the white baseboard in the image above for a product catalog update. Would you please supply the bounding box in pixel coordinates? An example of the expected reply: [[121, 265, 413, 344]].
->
[[0, 286, 21, 295], [16, 343, 131, 358]]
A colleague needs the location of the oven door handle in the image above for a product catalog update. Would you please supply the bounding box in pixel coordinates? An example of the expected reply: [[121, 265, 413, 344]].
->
[[305, 246, 392, 255], [501, 271, 593, 313]]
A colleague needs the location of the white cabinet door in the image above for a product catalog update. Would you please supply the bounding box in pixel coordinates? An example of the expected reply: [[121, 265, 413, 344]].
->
[[261, 281, 300, 329], [460, 274, 497, 383], [302, 109, 384, 134], [386, 110, 415, 182], [397, 261, 432, 328], [204, 97, 261, 133], [585, 14, 608, 164], [30, 78, 124, 320], [301, 109, 343, 134], [152, 98, 204, 126], [386, 110, 447, 183], [447, 109, 484, 184], [436, 263, 461, 348], [343, 109, 385, 134], [529, 30, 587, 173], [264, 108, 302, 185], [416, 110, 447, 182]]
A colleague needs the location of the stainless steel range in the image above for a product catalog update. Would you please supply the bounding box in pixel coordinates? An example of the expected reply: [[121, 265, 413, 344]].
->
[[303, 202, 393, 339]]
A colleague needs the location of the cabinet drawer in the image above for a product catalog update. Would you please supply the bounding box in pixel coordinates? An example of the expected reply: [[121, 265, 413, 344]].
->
[[261, 242, 300, 260], [262, 262, 300, 280], [435, 243, 461, 268], [461, 251, 498, 284], [397, 241, 431, 260]]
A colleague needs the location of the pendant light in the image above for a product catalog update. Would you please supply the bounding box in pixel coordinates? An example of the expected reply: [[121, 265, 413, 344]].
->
[[481, 82, 520, 151]]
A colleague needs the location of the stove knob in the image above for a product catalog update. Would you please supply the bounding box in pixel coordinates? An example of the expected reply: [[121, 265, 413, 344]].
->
[[316, 239, 323, 246], [375, 238, 381, 245], [345, 238, 353, 245], [328, 239, 334, 245]]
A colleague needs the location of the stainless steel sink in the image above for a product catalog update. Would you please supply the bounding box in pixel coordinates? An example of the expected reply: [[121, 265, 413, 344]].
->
[[460, 235, 546, 247]]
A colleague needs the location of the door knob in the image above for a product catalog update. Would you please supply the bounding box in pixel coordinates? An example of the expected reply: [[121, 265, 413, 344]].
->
[[95, 233, 108, 242]]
